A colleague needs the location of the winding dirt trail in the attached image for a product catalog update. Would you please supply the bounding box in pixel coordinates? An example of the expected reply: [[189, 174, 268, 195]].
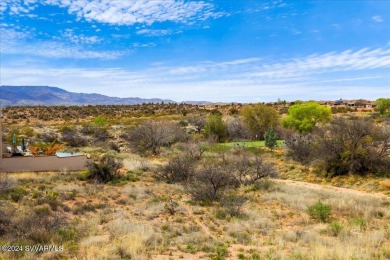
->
[[273, 179, 389, 199]]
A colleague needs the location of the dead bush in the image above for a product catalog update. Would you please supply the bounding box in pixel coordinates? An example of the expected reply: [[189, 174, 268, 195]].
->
[[189, 162, 239, 201], [0, 176, 17, 194], [127, 121, 187, 155], [183, 142, 208, 160], [228, 152, 277, 185], [227, 118, 250, 141], [284, 133, 313, 164], [159, 155, 195, 183]]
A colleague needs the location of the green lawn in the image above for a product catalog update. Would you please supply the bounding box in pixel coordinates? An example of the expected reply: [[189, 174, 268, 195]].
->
[[220, 140, 284, 148]]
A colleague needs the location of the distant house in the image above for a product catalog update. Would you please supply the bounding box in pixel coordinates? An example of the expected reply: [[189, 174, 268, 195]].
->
[[364, 101, 376, 109], [318, 100, 334, 106]]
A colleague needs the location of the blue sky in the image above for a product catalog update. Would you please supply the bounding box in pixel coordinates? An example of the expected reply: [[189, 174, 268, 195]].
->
[[1, 0, 389, 102]]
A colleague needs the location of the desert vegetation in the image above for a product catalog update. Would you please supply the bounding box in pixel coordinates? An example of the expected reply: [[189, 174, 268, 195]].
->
[[1, 101, 389, 259]]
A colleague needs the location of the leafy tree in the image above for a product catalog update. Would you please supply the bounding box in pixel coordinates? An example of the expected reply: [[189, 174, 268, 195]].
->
[[204, 114, 229, 142], [264, 128, 278, 150], [282, 102, 331, 134], [376, 98, 390, 115], [240, 104, 279, 139]]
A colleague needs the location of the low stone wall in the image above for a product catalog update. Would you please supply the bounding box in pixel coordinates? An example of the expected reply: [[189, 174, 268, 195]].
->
[[0, 155, 88, 172]]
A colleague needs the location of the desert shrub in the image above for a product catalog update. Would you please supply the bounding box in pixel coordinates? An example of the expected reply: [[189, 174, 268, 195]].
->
[[313, 117, 390, 176], [329, 221, 343, 236], [36, 190, 63, 211], [108, 142, 120, 152], [204, 114, 229, 142], [0, 201, 14, 236], [110, 171, 140, 185], [0, 176, 17, 194], [164, 199, 179, 215], [189, 162, 239, 201], [6, 208, 68, 244], [188, 116, 206, 133], [349, 216, 367, 231], [219, 195, 247, 218], [93, 115, 107, 127], [80, 124, 96, 135], [93, 128, 110, 142], [2, 187, 28, 202], [40, 132, 57, 142], [209, 244, 229, 260], [127, 120, 187, 155], [61, 129, 88, 147], [159, 155, 195, 183], [182, 142, 208, 160], [307, 200, 332, 222], [284, 133, 313, 164], [229, 152, 277, 186], [252, 178, 275, 191], [86, 155, 123, 183], [227, 117, 250, 141], [73, 204, 97, 215]]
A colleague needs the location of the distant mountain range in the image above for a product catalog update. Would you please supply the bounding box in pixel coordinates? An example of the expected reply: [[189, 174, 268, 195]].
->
[[0, 86, 211, 107]]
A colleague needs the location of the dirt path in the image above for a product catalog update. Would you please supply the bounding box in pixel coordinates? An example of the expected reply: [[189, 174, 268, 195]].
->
[[181, 199, 218, 240], [273, 179, 390, 199]]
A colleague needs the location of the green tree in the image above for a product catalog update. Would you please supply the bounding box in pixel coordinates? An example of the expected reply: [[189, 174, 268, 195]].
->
[[264, 128, 278, 150], [204, 114, 228, 142], [282, 102, 331, 134], [376, 98, 390, 115], [240, 104, 279, 139]]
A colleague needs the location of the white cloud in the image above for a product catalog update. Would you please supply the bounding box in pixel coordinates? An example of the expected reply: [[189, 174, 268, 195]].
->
[[42, 0, 226, 26], [0, 27, 125, 59], [133, 42, 156, 48], [0, 0, 38, 14], [2, 46, 389, 102], [372, 15, 383, 23], [61, 29, 101, 44], [1, 0, 226, 26], [247, 47, 390, 78], [136, 28, 180, 37]]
